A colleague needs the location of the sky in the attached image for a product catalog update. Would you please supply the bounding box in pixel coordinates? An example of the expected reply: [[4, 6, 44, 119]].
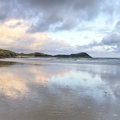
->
[[0, 0, 120, 57]]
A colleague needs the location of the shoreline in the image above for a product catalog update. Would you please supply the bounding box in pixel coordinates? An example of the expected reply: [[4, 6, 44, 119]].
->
[[1, 57, 120, 66]]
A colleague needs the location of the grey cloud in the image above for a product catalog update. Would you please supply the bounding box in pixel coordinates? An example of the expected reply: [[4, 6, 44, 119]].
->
[[0, 1, 11, 21], [28, 12, 63, 32], [26, 0, 104, 32], [24, 0, 120, 32], [77, 40, 101, 50], [77, 33, 120, 56], [114, 21, 120, 32], [101, 33, 120, 45], [0, 0, 114, 32], [115, 21, 120, 28]]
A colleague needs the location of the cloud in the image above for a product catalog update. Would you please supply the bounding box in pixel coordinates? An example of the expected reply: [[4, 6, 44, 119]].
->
[[8, 37, 76, 54], [36, 39, 77, 55], [0, 0, 10, 21], [1, 0, 120, 57], [0, 19, 77, 54], [0, 68, 28, 98], [1, 18, 120, 57], [25, 0, 104, 32], [101, 33, 120, 53], [76, 32, 120, 57], [101, 33, 120, 45], [0, 0, 117, 32]]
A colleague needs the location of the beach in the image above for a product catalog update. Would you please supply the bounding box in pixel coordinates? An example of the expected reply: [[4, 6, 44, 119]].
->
[[0, 58, 120, 120]]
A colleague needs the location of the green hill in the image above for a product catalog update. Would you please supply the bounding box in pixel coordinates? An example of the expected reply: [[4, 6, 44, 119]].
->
[[0, 49, 17, 58]]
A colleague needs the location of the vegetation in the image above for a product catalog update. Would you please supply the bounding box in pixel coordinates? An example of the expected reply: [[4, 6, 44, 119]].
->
[[0, 49, 17, 58], [17, 53, 35, 58], [34, 52, 53, 57]]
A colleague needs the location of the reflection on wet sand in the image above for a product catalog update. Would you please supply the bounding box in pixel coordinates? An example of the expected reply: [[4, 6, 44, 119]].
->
[[0, 61, 15, 67], [0, 61, 120, 120], [0, 62, 28, 98], [0, 63, 70, 98]]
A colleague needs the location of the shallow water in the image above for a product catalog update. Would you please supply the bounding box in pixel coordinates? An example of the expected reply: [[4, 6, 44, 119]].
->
[[0, 58, 120, 120]]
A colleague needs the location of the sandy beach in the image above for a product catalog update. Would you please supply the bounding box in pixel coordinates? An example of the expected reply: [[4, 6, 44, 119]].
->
[[0, 58, 120, 120]]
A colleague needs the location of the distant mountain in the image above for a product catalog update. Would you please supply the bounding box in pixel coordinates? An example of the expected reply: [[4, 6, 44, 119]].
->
[[0, 49, 17, 58], [54, 52, 92, 58]]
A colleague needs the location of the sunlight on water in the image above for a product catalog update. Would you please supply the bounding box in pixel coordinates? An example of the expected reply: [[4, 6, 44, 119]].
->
[[0, 59, 120, 120]]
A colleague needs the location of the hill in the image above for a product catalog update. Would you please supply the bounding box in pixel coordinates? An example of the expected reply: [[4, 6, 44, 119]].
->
[[34, 52, 92, 58], [0, 49, 17, 58], [54, 52, 92, 58], [34, 52, 53, 57]]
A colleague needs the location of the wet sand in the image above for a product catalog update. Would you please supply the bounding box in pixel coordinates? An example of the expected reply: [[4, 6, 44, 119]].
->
[[0, 58, 120, 120]]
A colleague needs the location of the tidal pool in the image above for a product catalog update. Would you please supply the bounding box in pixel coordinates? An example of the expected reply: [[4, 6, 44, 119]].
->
[[0, 59, 120, 120]]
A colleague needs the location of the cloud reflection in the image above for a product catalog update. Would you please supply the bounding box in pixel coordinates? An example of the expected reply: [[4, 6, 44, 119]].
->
[[0, 71, 28, 98], [0, 61, 119, 101], [0, 61, 120, 120], [0, 63, 70, 98]]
